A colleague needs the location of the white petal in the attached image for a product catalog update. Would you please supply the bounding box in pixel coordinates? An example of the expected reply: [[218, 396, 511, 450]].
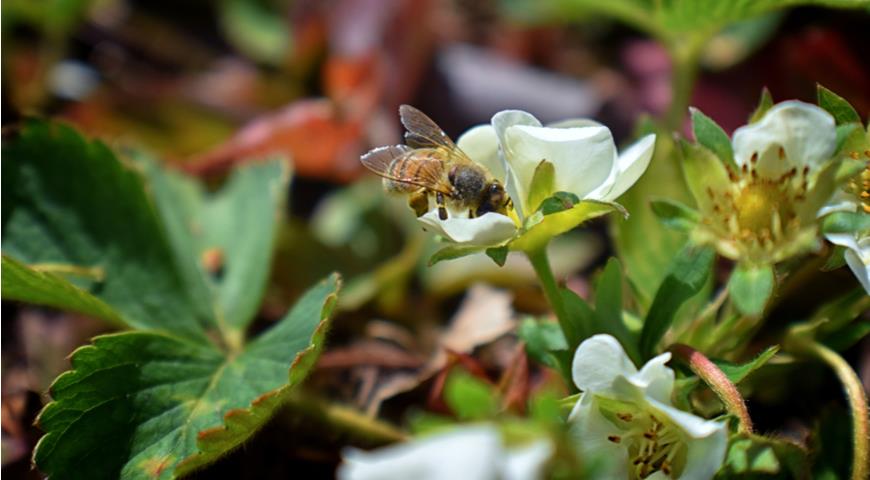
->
[[572, 334, 638, 393], [492, 110, 544, 219], [506, 124, 617, 204], [732, 101, 836, 178], [844, 237, 870, 295], [599, 134, 656, 201], [826, 232, 861, 253], [458, 124, 505, 182], [501, 440, 553, 480], [567, 394, 629, 478], [645, 398, 728, 480], [629, 351, 674, 404], [418, 211, 517, 246], [338, 426, 502, 480]]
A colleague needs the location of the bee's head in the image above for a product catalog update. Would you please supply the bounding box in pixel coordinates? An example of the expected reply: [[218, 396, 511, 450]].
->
[[476, 181, 509, 216]]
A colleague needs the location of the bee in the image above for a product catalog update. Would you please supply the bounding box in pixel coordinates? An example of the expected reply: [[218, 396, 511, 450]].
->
[[360, 105, 510, 220]]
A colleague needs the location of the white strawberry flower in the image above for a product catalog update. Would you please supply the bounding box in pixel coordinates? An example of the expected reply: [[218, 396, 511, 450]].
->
[[568, 335, 727, 480], [338, 424, 552, 480]]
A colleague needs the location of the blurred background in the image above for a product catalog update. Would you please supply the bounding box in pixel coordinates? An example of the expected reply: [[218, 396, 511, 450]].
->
[[2, 0, 869, 477]]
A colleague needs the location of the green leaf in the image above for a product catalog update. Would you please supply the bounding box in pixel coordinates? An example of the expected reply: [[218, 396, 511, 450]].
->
[[443, 371, 498, 421], [518, 317, 568, 372], [2, 120, 212, 342], [428, 245, 485, 266], [540, 191, 582, 216], [527, 160, 556, 213], [219, 0, 291, 66], [728, 264, 775, 317], [835, 123, 861, 154], [748, 87, 774, 124], [511, 200, 621, 252], [560, 288, 597, 347], [594, 258, 639, 363], [1, 255, 124, 327], [33, 274, 341, 479], [639, 244, 715, 358], [613, 133, 691, 308], [821, 211, 870, 234], [485, 246, 509, 266], [817, 84, 862, 125], [690, 107, 735, 168], [822, 245, 847, 271], [720, 433, 808, 478], [144, 156, 291, 338], [650, 198, 701, 232], [714, 345, 779, 384]]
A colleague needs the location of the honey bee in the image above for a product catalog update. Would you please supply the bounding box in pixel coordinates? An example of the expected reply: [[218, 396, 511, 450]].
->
[[360, 105, 510, 220]]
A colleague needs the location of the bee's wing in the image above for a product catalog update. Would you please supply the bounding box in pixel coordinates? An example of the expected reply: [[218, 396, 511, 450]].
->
[[360, 145, 452, 194], [399, 105, 459, 149]]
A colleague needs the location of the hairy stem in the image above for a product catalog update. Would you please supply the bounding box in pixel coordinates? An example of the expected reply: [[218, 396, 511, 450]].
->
[[526, 246, 580, 347], [787, 339, 869, 480], [670, 344, 754, 434]]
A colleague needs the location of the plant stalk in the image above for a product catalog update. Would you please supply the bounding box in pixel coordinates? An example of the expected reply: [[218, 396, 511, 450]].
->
[[526, 246, 579, 347], [787, 338, 869, 480], [284, 391, 407, 446], [670, 344, 754, 434]]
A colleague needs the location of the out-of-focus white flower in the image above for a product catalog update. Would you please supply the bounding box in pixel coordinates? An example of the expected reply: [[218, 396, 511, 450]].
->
[[568, 335, 727, 480], [820, 163, 870, 294], [338, 425, 552, 480], [492, 110, 655, 220]]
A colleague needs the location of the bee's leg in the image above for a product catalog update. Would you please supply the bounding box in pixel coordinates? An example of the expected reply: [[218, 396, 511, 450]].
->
[[408, 189, 429, 217], [468, 209, 476, 218], [436, 192, 448, 220]]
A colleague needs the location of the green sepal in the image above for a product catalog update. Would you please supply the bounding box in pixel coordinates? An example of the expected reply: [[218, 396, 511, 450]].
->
[[690, 107, 735, 169], [485, 246, 509, 266], [714, 345, 779, 384], [748, 87, 774, 124], [650, 198, 701, 232], [512, 200, 623, 253], [527, 159, 556, 214], [821, 211, 870, 234], [428, 245, 485, 266], [727, 263, 775, 317], [817, 84, 862, 125], [720, 432, 808, 478]]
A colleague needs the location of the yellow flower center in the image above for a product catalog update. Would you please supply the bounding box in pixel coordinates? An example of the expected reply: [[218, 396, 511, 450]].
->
[[735, 181, 794, 233], [844, 152, 869, 214], [605, 410, 687, 479]]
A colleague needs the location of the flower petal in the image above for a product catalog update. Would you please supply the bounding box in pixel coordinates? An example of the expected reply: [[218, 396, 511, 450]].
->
[[457, 124, 505, 182], [732, 101, 836, 178], [338, 425, 502, 480], [502, 440, 553, 480], [629, 351, 674, 404], [567, 394, 629, 478], [843, 236, 870, 294], [600, 134, 656, 201], [418, 211, 517, 246], [506, 124, 617, 205], [646, 398, 728, 480], [493, 110, 544, 219], [572, 334, 638, 393]]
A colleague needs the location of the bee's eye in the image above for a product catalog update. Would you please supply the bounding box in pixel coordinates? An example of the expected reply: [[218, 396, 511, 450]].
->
[[448, 168, 457, 184], [490, 184, 501, 194]]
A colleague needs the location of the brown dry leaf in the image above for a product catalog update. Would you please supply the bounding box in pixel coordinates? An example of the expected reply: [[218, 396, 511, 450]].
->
[[364, 284, 516, 415]]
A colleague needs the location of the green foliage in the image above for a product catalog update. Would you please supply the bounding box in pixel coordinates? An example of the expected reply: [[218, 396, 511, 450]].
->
[[727, 264, 775, 317], [717, 433, 808, 479], [512, 200, 622, 252], [2, 121, 341, 478], [485, 246, 509, 266], [444, 371, 498, 421], [1, 255, 123, 326], [714, 346, 779, 384], [748, 88, 775, 124], [690, 107, 735, 168], [817, 84, 863, 125], [527, 160, 556, 213], [518, 318, 569, 373], [821, 211, 870, 234], [428, 244, 486, 266], [650, 198, 701, 232], [639, 244, 715, 358], [219, 0, 291, 65]]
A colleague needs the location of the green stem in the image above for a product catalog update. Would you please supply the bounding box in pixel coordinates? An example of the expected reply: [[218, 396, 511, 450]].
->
[[526, 246, 579, 346], [284, 391, 406, 446], [671, 344, 754, 434], [787, 338, 869, 480], [665, 37, 704, 130]]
